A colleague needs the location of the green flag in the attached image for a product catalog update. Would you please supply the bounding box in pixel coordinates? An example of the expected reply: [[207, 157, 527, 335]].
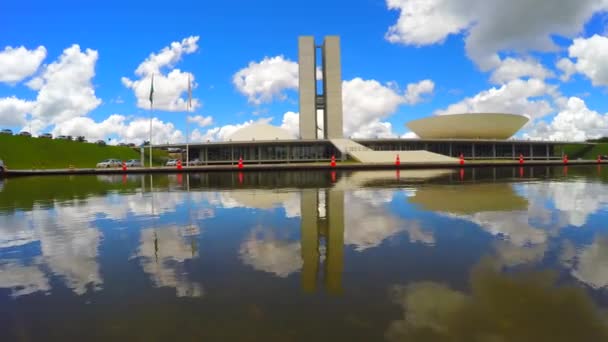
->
[[149, 74, 154, 105]]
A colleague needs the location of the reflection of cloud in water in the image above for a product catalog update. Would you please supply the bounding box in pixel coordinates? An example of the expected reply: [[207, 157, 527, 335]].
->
[[205, 190, 301, 218], [0, 203, 102, 296], [563, 237, 608, 290], [493, 240, 547, 267], [387, 262, 608, 341], [520, 181, 608, 228], [0, 259, 50, 298], [136, 227, 203, 297], [239, 226, 302, 278], [345, 190, 434, 251]]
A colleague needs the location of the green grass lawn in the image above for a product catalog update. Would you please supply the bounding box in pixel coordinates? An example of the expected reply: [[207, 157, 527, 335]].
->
[[0, 135, 168, 169], [557, 143, 608, 160]]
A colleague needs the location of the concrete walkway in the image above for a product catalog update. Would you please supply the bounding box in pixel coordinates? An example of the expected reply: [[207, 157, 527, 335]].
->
[[1, 159, 603, 177], [329, 138, 457, 163]]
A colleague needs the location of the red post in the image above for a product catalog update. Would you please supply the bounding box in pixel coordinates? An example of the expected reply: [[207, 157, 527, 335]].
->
[[122, 161, 127, 171], [331, 171, 336, 183], [238, 156, 243, 169], [238, 172, 244, 184], [563, 154, 568, 165], [519, 153, 524, 165], [519, 167, 524, 178], [459, 153, 464, 166], [177, 159, 182, 170], [598, 155, 602, 164], [395, 154, 401, 166], [459, 168, 464, 181], [330, 155, 336, 167]]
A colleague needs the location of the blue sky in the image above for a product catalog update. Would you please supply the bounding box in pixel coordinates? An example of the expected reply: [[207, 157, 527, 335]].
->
[[1, 0, 608, 143]]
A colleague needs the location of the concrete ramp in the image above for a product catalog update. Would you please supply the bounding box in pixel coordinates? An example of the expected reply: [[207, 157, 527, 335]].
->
[[329, 138, 457, 163], [350, 150, 457, 163]]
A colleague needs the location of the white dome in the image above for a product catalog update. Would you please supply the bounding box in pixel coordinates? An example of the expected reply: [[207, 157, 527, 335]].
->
[[227, 123, 295, 141]]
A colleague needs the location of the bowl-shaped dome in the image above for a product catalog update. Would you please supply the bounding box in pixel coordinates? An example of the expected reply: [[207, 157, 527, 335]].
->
[[227, 123, 295, 141], [407, 113, 528, 139]]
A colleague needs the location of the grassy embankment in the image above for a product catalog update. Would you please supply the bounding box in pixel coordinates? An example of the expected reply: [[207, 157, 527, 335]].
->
[[0, 134, 168, 169], [556, 143, 608, 160]]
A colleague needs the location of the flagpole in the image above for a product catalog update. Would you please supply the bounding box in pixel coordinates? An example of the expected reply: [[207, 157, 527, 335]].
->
[[149, 74, 154, 168], [186, 75, 191, 167]]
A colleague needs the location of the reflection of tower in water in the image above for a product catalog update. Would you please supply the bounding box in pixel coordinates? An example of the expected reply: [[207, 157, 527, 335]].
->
[[301, 188, 344, 294]]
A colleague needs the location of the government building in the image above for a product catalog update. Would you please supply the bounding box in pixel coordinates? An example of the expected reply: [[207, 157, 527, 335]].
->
[[156, 36, 583, 164]]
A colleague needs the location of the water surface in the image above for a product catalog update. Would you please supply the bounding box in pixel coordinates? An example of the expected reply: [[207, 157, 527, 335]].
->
[[1, 166, 608, 341]]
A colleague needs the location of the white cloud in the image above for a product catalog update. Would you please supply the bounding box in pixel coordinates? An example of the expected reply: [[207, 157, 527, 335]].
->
[[556, 58, 577, 82], [403, 79, 435, 104], [53, 115, 184, 144], [385, 0, 608, 69], [121, 36, 200, 111], [233, 56, 299, 105], [566, 34, 608, 86], [436, 78, 555, 120], [343, 78, 434, 138], [490, 57, 554, 84], [0, 97, 35, 127], [524, 97, 608, 141], [239, 226, 302, 278], [23, 44, 101, 131], [280, 111, 299, 137], [191, 117, 272, 142], [187, 115, 213, 128], [0, 45, 47, 83]]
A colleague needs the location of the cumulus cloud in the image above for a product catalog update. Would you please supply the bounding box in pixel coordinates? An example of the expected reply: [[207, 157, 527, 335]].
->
[[436, 78, 555, 120], [0, 45, 47, 83], [233, 56, 299, 105], [385, 0, 608, 69], [343, 78, 434, 138], [490, 57, 554, 84], [564, 34, 608, 86], [0, 97, 35, 127], [53, 115, 184, 144], [121, 36, 200, 111], [524, 97, 608, 141], [187, 115, 213, 128], [15, 44, 102, 133], [279, 111, 299, 137], [191, 117, 272, 142], [556, 58, 577, 82]]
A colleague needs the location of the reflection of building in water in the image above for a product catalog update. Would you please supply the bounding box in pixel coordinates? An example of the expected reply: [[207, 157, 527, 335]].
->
[[301, 189, 344, 294], [136, 226, 203, 297]]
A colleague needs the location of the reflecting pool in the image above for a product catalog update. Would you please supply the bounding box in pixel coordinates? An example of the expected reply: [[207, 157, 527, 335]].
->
[[1, 166, 608, 341]]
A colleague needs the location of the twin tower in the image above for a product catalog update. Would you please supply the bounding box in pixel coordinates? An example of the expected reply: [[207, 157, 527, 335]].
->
[[298, 36, 343, 140]]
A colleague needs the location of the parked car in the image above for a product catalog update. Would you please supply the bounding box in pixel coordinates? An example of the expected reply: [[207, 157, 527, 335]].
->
[[165, 159, 179, 166], [18, 131, 31, 137], [125, 159, 142, 167], [0, 159, 5, 173], [95, 140, 106, 146], [96, 159, 122, 168], [601, 155, 608, 160], [56, 135, 69, 140], [127, 143, 136, 148], [39, 133, 52, 139], [1, 129, 12, 135], [189, 159, 203, 166], [118, 143, 127, 147]]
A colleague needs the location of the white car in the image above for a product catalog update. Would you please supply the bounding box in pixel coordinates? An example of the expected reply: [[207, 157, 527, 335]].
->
[[96, 159, 122, 168], [189, 159, 203, 166], [125, 159, 142, 167], [165, 159, 179, 166]]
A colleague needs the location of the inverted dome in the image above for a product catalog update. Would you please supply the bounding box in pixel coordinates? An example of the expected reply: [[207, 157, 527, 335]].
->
[[227, 123, 295, 141], [407, 113, 529, 139]]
